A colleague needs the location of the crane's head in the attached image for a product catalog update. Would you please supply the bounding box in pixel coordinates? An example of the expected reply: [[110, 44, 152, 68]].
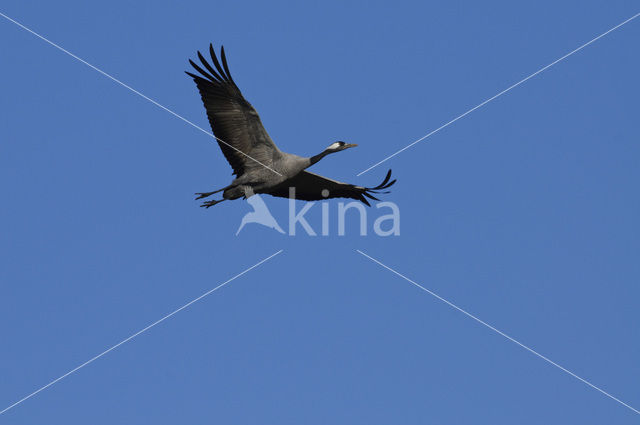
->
[[326, 141, 358, 152], [310, 141, 358, 165]]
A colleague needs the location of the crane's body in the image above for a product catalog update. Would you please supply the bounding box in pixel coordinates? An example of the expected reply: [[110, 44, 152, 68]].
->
[[186, 45, 396, 208], [218, 152, 309, 200]]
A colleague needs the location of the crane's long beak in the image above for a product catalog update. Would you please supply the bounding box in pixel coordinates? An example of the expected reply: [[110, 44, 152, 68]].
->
[[345, 143, 358, 148]]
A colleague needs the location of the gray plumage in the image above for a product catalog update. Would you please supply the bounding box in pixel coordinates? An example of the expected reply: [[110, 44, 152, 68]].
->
[[186, 44, 396, 208]]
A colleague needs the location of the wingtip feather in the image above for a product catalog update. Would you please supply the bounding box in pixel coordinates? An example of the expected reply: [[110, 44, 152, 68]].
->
[[220, 45, 236, 84]]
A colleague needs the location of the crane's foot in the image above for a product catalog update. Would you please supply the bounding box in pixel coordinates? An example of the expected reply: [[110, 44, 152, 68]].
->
[[200, 199, 225, 208], [195, 190, 219, 200]]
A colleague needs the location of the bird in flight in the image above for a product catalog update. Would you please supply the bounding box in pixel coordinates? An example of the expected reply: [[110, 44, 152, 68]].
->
[[186, 44, 396, 208]]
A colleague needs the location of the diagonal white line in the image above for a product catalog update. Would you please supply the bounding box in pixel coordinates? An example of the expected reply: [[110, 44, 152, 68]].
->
[[357, 12, 640, 176], [0, 249, 283, 415], [356, 249, 640, 415], [0, 11, 282, 177]]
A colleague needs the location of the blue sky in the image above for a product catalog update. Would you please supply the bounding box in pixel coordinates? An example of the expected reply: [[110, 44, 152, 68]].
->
[[1, 0, 639, 423]]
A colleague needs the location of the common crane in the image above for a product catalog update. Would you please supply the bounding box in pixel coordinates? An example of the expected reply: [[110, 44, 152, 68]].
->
[[186, 45, 396, 208]]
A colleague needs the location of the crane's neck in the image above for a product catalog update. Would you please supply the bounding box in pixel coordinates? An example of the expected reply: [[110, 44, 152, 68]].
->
[[309, 149, 332, 166]]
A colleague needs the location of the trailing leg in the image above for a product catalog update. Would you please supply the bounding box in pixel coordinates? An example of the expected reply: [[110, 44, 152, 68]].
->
[[200, 198, 226, 208], [222, 184, 255, 200], [195, 186, 228, 200]]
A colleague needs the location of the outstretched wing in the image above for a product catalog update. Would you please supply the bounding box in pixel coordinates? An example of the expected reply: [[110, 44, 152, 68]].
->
[[186, 44, 281, 176], [266, 170, 396, 206]]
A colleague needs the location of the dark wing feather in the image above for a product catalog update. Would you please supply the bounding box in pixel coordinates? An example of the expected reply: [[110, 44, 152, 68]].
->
[[186, 44, 280, 176], [266, 170, 396, 206]]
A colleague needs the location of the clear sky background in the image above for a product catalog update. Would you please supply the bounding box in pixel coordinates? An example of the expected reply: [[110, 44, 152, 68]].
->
[[1, 0, 639, 423]]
